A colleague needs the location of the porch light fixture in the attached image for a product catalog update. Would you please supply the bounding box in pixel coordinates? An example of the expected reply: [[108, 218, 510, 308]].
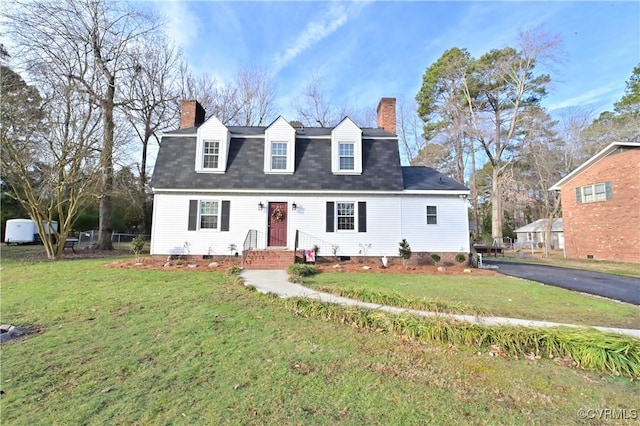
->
[[258, 202, 264, 211], [292, 202, 297, 211], [458, 194, 468, 199]]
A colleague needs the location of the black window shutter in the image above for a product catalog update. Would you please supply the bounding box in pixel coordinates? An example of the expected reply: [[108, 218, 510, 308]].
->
[[605, 182, 612, 200], [575, 187, 582, 204], [221, 201, 230, 231], [326, 202, 334, 232], [358, 201, 367, 232], [188, 200, 198, 231]]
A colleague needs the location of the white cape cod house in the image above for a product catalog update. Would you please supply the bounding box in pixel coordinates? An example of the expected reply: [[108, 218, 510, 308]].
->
[[150, 98, 470, 268]]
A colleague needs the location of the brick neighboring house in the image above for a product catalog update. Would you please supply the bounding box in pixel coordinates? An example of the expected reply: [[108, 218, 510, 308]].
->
[[550, 142, 640, 263]]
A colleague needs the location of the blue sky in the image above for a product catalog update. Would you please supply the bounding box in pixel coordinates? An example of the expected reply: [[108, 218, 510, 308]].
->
[[150, 0, 640, 122]]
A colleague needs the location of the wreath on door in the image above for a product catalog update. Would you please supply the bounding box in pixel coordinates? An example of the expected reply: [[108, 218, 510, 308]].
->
[[271, 207, 285, 222]]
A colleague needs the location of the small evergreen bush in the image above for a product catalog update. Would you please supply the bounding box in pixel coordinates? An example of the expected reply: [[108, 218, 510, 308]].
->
[[455, 253, 466, 263], [430, 253, 441, 263], [398, 239, 412, 266], [131, 235, 145, 260]]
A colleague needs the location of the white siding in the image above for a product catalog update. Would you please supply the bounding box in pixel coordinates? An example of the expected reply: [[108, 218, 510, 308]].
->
[[151, 193, 470, 257], [400, 196, 470, 253]]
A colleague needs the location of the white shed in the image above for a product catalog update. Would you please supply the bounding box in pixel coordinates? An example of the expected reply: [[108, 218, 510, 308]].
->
[[4, 219, 58, 244]]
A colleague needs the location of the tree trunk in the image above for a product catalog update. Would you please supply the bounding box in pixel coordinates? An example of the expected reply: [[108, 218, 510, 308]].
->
[[140, 129, 150, 235], [470, 139, 480, 238], [97, 90, 115, 250], [491, 164, 503, 244]]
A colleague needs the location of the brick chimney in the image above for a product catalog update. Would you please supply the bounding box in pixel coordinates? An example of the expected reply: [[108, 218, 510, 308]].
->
[[180, 100, 206, 129], [376, 97, 396, 134]]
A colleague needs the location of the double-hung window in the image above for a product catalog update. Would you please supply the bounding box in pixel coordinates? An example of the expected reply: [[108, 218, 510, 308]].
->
[[583, 185, 594, 202], [200, 201, 219, 229], [203, 140, 220, 169], [426, 205, 438, 225], [338, 142, 355, 171], [337, 202, 355, 230], [594, 183, 607, 201], [577, 182, 611, 203], [271, 142, 287, 170]]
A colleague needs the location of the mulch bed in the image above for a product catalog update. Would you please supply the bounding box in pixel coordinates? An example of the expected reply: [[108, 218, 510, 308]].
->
[[106, 256, 498, 276]]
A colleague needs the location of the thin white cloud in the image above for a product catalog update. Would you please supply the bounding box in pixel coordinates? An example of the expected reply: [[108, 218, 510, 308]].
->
[[547, 83, 621, 111], [155, 0, 201, 50], [271, 1, 368, 74]]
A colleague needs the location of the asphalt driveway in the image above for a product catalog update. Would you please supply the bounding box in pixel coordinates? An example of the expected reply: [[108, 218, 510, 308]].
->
[[483, 260, 640, 306]]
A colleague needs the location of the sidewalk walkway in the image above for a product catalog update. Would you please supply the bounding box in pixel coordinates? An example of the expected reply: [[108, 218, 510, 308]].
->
[[240, 269, 640, 339]]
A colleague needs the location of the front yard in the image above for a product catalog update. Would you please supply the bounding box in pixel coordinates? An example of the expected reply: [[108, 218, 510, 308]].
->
[[1, 249, 638, 424]]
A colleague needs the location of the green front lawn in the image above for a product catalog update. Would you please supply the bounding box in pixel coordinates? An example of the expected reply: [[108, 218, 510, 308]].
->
[[303, 272, 640, 329], [1, 256, 638, 424]]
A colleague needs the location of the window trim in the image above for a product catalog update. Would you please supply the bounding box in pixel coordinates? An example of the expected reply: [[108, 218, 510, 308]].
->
[[270, 141, 288, 171], [338, 142, 355, 171], [336, 201, 356, 231], [202, 139, 220, 169], [577, 182, 611, 204], [426, 205, 438, 225], [199, 200, 220, 231]]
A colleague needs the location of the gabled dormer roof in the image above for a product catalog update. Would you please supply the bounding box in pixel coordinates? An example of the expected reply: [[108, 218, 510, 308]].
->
[[264, 116, 295, 174], [194, 115, 230, 173], [331, 117, 363, 175]]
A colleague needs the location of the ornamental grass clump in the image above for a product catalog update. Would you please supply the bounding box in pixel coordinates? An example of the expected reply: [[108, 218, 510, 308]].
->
[[317, 287, 488, 316], [278, 297, 640, 377], [286, 264, 319, 283]]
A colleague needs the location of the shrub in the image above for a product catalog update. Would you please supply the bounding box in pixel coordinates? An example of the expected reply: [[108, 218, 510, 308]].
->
[[430, 253, 441, 263], [398, 239, 412, 265], [287, 264, 318, 277], [131, 235, 145, 259], [227, 265, 241, 275], [455, 253, 466, 263]]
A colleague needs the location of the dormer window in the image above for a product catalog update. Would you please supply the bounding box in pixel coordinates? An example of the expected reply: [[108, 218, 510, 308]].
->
[[331, 118, 362, 174], [270, 141, 288, 170], [195, 116, 229, 173], [339, 142, 355, 170], [264, 116, 295, 174], [203, 140, 220, 169]]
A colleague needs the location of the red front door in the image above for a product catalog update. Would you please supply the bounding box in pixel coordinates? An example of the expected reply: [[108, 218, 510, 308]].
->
[[268, 202, 287, 247]]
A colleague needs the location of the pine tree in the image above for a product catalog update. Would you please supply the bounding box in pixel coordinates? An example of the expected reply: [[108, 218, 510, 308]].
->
[[398, 239, 412, 266]]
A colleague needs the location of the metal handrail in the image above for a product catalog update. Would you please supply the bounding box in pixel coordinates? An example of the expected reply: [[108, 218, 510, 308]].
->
[[241, 229, 258, 268], [294, 230, 334, 261]]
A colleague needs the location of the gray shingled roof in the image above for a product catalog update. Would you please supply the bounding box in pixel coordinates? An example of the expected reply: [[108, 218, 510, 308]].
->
[[152, 126, 469, 192], [151, 135, 405, 191], [163, 126, 396, 138], [401, 167, 468, 191]]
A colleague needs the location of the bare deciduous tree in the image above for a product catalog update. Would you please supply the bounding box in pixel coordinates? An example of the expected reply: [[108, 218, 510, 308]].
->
[[125, 36, 183, 234], [295, 74, 336, 127], [5, 0, 160, 250], [234, 65, 277, 126], [1, 66, 102, 259]]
